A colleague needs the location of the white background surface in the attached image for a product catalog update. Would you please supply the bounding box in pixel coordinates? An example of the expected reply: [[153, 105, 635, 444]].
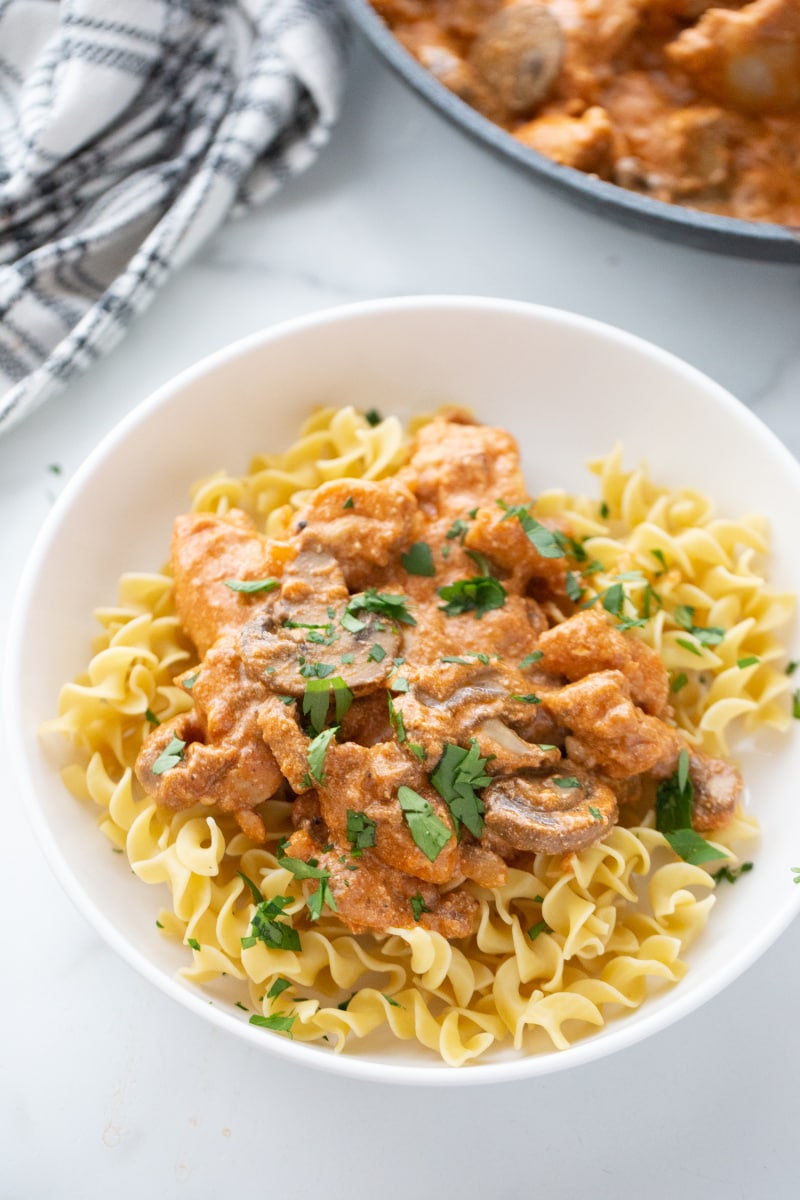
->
[[3, 29, 800, 1200]]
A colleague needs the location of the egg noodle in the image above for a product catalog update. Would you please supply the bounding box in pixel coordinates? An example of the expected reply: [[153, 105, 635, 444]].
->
[[48, 407, 794, 1065]]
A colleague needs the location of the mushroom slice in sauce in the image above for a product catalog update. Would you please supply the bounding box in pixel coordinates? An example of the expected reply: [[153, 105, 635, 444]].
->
[[468, 1, 564, 116], [483, 766, 618, 854]]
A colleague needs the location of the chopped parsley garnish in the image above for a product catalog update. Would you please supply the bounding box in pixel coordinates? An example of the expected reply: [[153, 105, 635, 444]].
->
[[445, 518, 470, 543], [655, 749, 729, 866], [242, 894, 301, 953], [391, 675, 410, 693], [364, 408, 382, 426], [235, 1001, 248, 1011], [565, 571, 584, 603], [528, 920, 552, 942], [737, 656, 760, 668], [48, 462, 63, 475], [223, 578, 279, 594], [401, 541, 435, 577], [249, 1013, 295, 1035], [387, 693, 407, 743], [340, 652, 355, 665], [510, 693, 541, 704], [794, 690, 800, 719], [188, 937, 201, 951], [601, 582, 624, 617], [306, 725, 339, 783], [651, 548, 667, 572], [346, 809, 377, 852], [786, 660, 799, 676], [408, 743, 427, 762], [299, 660, 336, 679], [151, 735, 186, 775], [343, 496, 355, 509], [552, 776, 581, 789], [367, 643, 387, 663], [588, 805, 602, 820], [347, 588, 416, 627], [302, 676, 353, 733], [441, 656, 471, 665], [599, 502, 610, 520], [279, 855, 338, 921], [676, 637, 703, 658], [792, 867, 800, 885], [438, 571, 507, 619], [145, 708, 160, 725], [520, 650, 543, 668], [497, 501, 565, 559], [183, 672, 198, 690], [536, 744, 558, 751], [670, 672, 689, 694], [431, 740, 491, 838], [397, 786, 452, 861], [237, 870, 264, 904], [155, 920, 164, 929], [410, 893, 430, 922], [711, 861, 754, 885], [673, 605, 725, 648]]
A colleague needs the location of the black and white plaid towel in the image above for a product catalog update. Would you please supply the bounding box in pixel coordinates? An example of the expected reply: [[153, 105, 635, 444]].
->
[[0, 0, 349, 436]]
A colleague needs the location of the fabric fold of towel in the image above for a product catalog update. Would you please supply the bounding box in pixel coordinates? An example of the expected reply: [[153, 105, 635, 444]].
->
[[0, 0, 350, 436]]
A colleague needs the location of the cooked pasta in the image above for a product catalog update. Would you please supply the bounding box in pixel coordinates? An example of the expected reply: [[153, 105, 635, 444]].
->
[[47, 407, 791, 1066]]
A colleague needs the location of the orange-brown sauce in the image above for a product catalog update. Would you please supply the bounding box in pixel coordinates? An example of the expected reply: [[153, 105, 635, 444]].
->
[[372, 0, 800, 225]]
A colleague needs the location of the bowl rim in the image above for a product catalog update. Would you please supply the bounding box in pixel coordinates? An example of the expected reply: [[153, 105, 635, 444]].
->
[[339, 0, 800, 263], [7, 294, 800, 1086]]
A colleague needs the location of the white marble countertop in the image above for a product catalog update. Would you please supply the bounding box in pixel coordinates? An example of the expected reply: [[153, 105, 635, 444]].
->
[[3, 30, 800, 1200]]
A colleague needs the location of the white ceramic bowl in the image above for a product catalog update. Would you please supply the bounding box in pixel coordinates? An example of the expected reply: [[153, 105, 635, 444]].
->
[[7, 296, 800, 1085]]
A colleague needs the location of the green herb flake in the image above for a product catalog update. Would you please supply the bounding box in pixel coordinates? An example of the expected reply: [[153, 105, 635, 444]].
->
[[430, 741, 491, 839], [408, 743, 427, 762], [438, 573, 507, 620], [303, 676, 353, 733], [602, 582, 625, 618], [347, 588, 416, 627], [410, 893, 430, 922], [340, 652, 355, 665], [183, 673, 198, 690], [387, 694, 407, 744], [441, 656, 471, 665], [383, 995, 402, 1008], [235, 1001, 248, 1011], [520, 650, 544, 668], [237, 870, 265, 904], [346, 809, 377, 852], [588, 805, 602, 821], [188, 938, 201, 951], [244, 894, 301, 953], [664, 829, 728, 866], [343, 497, 355, 509], [737, 656, 760, 669], [306, 725, 339, 783], [364, 408, 382, 426], [711, 861, 754, 885], [498, 501, 565, 559], [528, 920, 552, 942], [266, 977, 292, 1001], [565, 571, 585, 604], [510, 693, 541, 705], [670, 672, 689, 694], [155, 920, 164, 929], [145, 708, 160, 725], [674, 605, 725, 648], [786, 660, 799, 676], [307, 878, 338, 921], [299, 661, 336, 680], [676, 636, 703, 658], [397, 785, 453, 861], [249, 1013, 295, 1035], [656, 753, 729, 866], [224, 578, 279, 594], [401, 541, 435, 577], [367, 643, 387, 663], [793, 690, 800, 720], [599, 502, 610, 520], [445, 518, 470, 543], [151, 735, 186, 776], [553, 776, 581, 789]]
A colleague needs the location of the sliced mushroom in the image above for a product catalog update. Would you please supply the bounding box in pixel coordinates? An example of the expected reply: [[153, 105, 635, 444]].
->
[[483, 766, 617, 853], [468, 2, 564, 117], [238, 549, 400, 695]]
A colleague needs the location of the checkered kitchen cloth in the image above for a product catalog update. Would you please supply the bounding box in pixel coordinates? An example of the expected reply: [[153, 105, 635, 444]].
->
[[0, 0, 349, 436]]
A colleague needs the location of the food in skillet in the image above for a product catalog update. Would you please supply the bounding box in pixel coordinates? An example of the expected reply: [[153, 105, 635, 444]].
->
[[51, 407, 795, 1063], [369, 0, 800, 225]]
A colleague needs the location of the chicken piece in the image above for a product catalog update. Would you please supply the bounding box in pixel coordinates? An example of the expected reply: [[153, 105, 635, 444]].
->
[[284, 829, 479, 937], [482, 764, 617, 853], [469, 2, 564, 116], [135, 636, 283, 840], [317, 741, 460, 885], [394, 20, 505, 121], [292, 478, 417, 592], [689, 749, 742, 831], [630, 105, 734, 199], [401, 416, 530, 521], [667, 0, 800, 114], [538, 609, 670, 715], [542, 670, 682, 778], [464, 506, 570, 597], [171, 510, 292, 657], [515, 105, 614, 175]]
